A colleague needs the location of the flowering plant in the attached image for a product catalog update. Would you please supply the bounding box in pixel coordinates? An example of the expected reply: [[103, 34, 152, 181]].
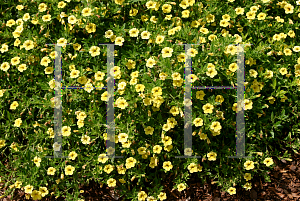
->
[[0, 0, 300, 200]]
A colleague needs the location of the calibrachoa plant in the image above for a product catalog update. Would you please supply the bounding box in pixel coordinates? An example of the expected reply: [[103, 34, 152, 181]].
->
[[0, 0, 300, 200]]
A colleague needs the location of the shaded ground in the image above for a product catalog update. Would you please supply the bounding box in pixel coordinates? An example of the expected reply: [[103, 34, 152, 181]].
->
[[1, 142, 300, 201]]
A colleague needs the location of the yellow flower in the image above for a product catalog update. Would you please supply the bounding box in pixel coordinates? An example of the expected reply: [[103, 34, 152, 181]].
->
[[118, 133, 128, 143], [137, 191, 148, 201], [104, 30, 114, 38], [207, 151, 217, 161], [6, 19, 16, 27], [284, 48, 292, 56], [42, 14, 52, 22], [18, 64, 27, 72], [158, 192, 167, 200], [58, 1, 67, 9], [31, 190, 42, 200], [107, 178, 116, 187], [115, 0, 125, 5], [57, 38, 68, 48], [279, 68, 287, 75], [129, 8, 138, 16], [235, 7, 244, 15], [206, 67, 218, 78], [129, 28, 139, 37], [23, 13, 30, 21], [81, 134, 91, 144], [244, 99, 253, 110], [243, 182, 252, 191], [1, 44, 9, 53], [39, 187, 49, 197], [182, 10, 190, 18], [104, 164, 114, 174], [167, 117, 177, 128], [284, 4, 294, 14], [257, 12, 267, 20], [65, 165, 75, 175], [0, 90, 6, 98], [38, 3, 47, 12], [44, 67, 54, 74], [141, 31, 151, 39], [229, 63, 238, 72], [187, 163, 198, 173], [244, 160, 255, 170], [267, 96, 275, 104], [244, 173, 252, 181], [161, 47, 173, 58], [249, 69, 258, 78], [206, 14, 215, 23], [10, 101, 19, 110], [293, 46, 300, 52], [115, 97, 128, 109], [82, 7, 92, 17], [227, 187, 236, 195], [163, 161, 173, 171], [250, 5, 259, 12], [220, 19, 229, 27], [115, 36, 125, 46], [71, 44, 81, 52], [40, 56, 51, 67], [193, 118, 203, 127], [168, 28, 176, 36], [62, 126, 71, 137], [24, 185, 34, 194], [151, 87, 162, 96], [68, 15, 77, 24], [263, 157, 274, 167], [14, 181, 22, 188], [125, 157, 137, 169], [84, 83, 94, 93], [89, 46, 100, 57], [146, 1, 156, 9], [199, 133, 207, 140], [215, 95, 224, 103], [70, 70, 80, 78], [187, 48, 198, 57], [14, 118, 22, 127], [98, 153, 109, 163], [69, 151, 78, 160], [171, 72, 181, 81], [33, 156, 41, 167], [203, 103, 214, 114], [153, 145, 162, 154], [86, 23, 96, 33], [16, 5, 24, 10], [264, 69, 273, 79], [210, 121, 222, 132], [23, 40, 34, 50], [154, 35, 166, 46], [246, 11, 256, 20], [196, 90, 205, 100], [162, 4, 172, 13], [177, 183, 186, 192]]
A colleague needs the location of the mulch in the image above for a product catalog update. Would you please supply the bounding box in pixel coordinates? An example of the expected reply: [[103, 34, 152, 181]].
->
[[1, 142, 300, 201]]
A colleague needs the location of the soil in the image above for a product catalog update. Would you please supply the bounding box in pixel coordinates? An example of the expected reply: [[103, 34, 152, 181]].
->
[[1, 138, 300, 201]]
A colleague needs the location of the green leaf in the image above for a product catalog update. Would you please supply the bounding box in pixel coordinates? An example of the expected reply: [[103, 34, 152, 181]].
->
[[281, 109, 285, 118], [274, 122, 282, 128], [272, 78, 276, 90], [270, 130, 274, 138], [271, 111, 274, 123]]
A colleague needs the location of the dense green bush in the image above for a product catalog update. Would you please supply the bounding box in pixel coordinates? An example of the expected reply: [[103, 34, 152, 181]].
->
[[0, 0, 300, 200]]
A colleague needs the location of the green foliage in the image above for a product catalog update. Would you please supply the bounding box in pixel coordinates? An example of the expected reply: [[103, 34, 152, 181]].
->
[[0, 0, 300, 200]]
